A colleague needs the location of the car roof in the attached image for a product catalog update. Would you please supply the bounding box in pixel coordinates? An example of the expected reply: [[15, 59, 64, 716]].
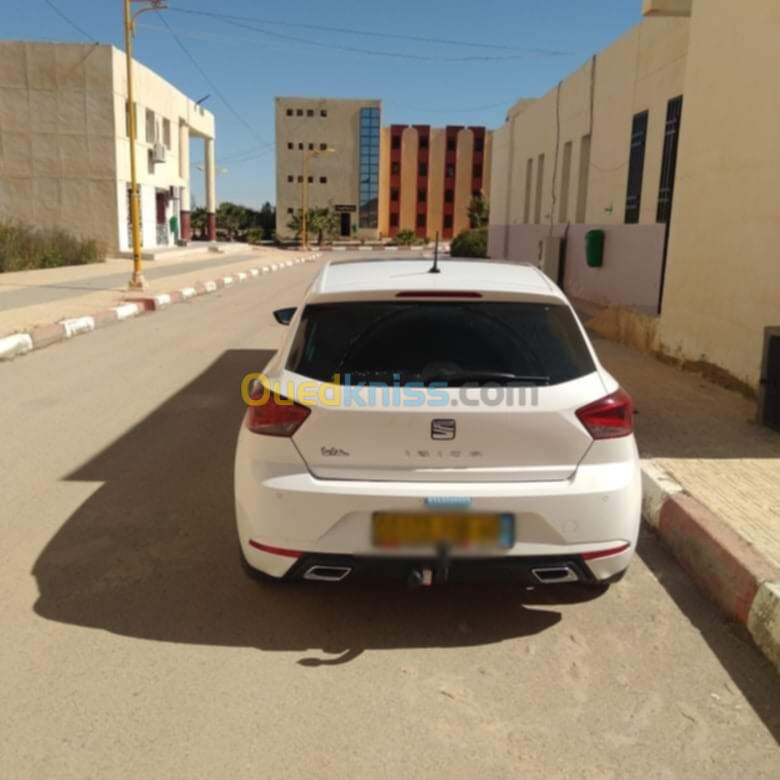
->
[[310, 259, 563, 300]]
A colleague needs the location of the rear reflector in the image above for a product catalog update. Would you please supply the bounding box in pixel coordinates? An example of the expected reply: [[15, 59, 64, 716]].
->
[[245, 393, 310, 437], [581, 543, 631, 561], [249, 540, 303, 558], [395, 291, 482, 299], [575, 388, 634, 439]]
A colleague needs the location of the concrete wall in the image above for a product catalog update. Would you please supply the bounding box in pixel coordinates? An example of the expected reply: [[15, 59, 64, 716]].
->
[[275, 97, 381, 240], [657, 0, 780, 388], [0, 42, 119, 250], [492, 223, 665, 312], [488, 15, 689, 310]]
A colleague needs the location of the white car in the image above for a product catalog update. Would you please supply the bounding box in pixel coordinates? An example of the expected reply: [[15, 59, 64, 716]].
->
[[235, 258, 641, 589]]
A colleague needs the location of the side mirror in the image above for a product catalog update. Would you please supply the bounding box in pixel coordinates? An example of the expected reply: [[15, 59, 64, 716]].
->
[[273, 307, 296, 326]]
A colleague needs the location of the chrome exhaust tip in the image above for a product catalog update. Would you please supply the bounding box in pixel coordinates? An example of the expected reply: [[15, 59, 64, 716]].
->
[[303, 565, 352, 582], [531, 565, 579, 584]]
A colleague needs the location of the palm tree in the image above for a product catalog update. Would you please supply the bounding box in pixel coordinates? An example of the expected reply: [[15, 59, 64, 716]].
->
[[287, 208, 339, 245]]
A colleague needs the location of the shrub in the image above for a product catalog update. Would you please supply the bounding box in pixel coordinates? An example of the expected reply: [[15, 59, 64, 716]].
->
[[0, 221, 106, 273], [394, 229, 417, 247], [450, 228, 487, 258]]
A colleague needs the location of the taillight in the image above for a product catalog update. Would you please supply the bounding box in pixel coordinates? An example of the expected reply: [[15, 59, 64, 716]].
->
[[245, 394, 310, 437], [575, 388, 633, 439]]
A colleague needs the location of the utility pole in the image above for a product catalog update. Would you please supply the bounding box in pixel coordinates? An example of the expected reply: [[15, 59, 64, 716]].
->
[[301, 147, 335, 249], [124, 0, 167, 290]]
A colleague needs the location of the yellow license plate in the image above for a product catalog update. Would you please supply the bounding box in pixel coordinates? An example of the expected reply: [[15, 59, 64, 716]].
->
[[372, 512, 514, 549]]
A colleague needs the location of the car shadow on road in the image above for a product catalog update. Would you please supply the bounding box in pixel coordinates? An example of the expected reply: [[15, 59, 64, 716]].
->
[[32, 349, 600, 666]]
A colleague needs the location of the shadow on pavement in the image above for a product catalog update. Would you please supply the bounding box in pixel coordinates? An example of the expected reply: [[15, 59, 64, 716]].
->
[[32, 349, 592, 666]]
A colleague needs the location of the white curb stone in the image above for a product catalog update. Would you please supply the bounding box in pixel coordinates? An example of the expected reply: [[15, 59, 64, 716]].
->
[[180, 287, 196, 299], [0, 333, 33, 360], [262, 266, 270, 274], [748, 581, 780, 672], [222, 276, 234, 286], [153, 293, 172, 308], [61, 317, 95, 338], [113, 303, 141, 320], [641, 459, 684, 528], [237, 272, 248, 281], [249, 268, 259, 277], [203, 281, 217, 293]]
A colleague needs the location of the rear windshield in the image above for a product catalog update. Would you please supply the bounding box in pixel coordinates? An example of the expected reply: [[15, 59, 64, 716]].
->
[[286, 301, 595, 386]]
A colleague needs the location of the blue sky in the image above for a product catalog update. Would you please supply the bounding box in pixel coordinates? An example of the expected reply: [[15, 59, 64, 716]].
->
[[13, 1, 642, 209]]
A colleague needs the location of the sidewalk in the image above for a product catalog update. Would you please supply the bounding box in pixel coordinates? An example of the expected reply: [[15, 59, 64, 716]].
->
[[592, 333, 780, 670], [0, 243, 300, 339]]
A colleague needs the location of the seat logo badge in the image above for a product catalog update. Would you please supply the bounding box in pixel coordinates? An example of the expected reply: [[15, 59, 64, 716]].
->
[[431, 419, 456, 441]]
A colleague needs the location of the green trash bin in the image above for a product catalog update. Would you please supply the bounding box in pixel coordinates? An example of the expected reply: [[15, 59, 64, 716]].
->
[[585, 229, 605, 268]]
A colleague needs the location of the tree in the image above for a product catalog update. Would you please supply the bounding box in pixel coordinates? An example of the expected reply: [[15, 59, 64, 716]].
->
[[216, 201, 250, 241], [468, 193, 490, 229], [287, 208, 339, 245], [257, 202, 276, 240], [190, 207, 208, 240]]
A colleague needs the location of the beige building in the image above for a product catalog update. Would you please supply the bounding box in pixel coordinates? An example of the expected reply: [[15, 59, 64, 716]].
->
[[275, 97, 381, 240], [489, 0, 780, 401], [0, 41, 216, 253], [378, 125, 492, 241]]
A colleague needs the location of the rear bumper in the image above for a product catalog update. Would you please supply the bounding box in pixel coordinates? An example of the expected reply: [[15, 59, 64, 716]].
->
[[283, 551, 628, 586]]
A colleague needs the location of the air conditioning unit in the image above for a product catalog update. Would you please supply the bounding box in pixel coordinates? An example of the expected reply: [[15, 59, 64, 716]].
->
[[152, 143, 166, 164]]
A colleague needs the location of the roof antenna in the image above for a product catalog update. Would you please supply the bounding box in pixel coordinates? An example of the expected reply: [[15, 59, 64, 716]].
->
[[428, 231, 441, 274]]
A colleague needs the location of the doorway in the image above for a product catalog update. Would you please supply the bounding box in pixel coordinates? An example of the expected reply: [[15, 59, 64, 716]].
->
[[155, 191, 169, 246], [340, 212, 351, 238]]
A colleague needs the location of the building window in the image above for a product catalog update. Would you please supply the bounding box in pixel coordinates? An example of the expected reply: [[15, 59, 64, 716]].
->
[[416, 214, 425, 228], [298, 176, 303, 183], [145, 108, 155, 143], [446, 164, 455, 178], [319, 176, 327, 184], [576, 134, 591, 223], [390, 214, 399, 227], [472, 164, 482, 178], [625, 110, 649, 224], [287, 142, 294, 150], [523, 158, 533, 224], [358, 107, 380, 229], [392, 136, 401, 150], [163, 118, 171, 149], [534, 153, 545, 224], [320, 109, 327, 117], [444, 190, 454, 203], [286, 108, 293, 116], [418, 163, 427, 177], [307, 109, 314, 117], [418, 189, 426, 202], [419, 136, 429, 149], [287, 175, 294, 183], [559, 141, 573, 223], [447, 138, 456, 151], [308, 176, 313, 184], [443, 215, 453, 229], [391, 188, 399, 201], [657, 96, 683, 224], [309, 143, 314, 150], [298, 143, 304, 150], [320, 143, 327, 150], [391, 162, 400, 175], [474, 137, 485, 153], [287, 207, 294, 214], [296, 109, 303, 116]]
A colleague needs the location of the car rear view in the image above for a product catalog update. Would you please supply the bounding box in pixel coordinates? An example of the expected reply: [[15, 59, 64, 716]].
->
[[235, 260, 641, 588]]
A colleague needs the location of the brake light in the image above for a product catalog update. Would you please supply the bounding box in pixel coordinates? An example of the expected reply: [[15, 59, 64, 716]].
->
[[245, 394, 310, 436], [575, 388, 633, 439], [395, 291, 482, 299]]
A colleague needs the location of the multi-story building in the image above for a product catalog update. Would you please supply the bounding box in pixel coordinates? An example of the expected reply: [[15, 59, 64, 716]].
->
[[379, 125, 492, 241], [489, 0, 780, 403], [275, 97, 381, 240], [0, 41, 217, 253]]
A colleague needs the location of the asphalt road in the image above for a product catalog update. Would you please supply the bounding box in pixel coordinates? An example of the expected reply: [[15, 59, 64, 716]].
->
[[1, 257, 778, 777]]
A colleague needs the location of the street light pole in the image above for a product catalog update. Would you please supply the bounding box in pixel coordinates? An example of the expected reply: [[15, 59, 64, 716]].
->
[[124, 0, 167, 290], [301, 147, 335, 249]]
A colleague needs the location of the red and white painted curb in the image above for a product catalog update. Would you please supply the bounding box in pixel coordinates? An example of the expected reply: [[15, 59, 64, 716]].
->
[[0, 253, 320, 362], [642, 461, 780, 671]]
